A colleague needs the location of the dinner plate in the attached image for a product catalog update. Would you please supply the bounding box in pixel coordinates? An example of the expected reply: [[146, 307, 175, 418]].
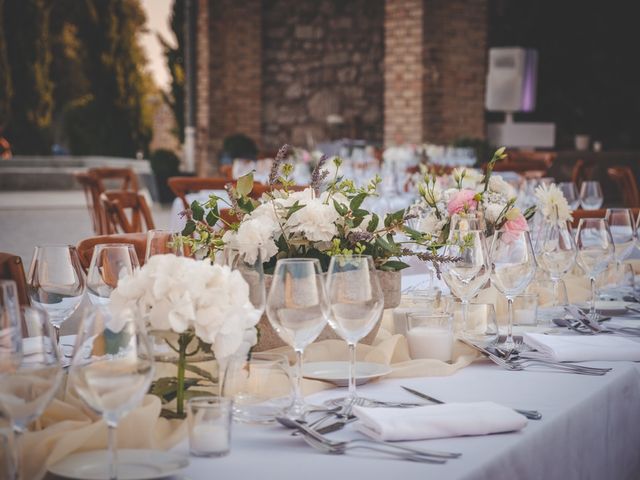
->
[[302, 361, 392, 387], [48, 449, 189, 480], [577, 300, 634, 315]]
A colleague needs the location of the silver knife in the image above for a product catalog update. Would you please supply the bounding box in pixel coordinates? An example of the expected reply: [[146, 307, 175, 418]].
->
[[401, 385, 542, 421]]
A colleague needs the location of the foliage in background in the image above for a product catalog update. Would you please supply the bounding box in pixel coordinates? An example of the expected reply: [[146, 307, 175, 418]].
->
[[158, 0, 185, 144], [1, 0, 54, 153], [0, 0, 12, 129], [222, 133, 259, 160]]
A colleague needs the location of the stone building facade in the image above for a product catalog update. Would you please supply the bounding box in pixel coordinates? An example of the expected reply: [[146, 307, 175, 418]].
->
[[194, 0, 487, 174]]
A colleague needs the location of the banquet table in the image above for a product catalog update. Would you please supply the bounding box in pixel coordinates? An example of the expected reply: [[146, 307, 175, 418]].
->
[[169, 358, 640, 480]]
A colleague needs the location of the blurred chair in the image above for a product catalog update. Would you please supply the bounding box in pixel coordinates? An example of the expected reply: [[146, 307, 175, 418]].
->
[[570, 159, 599, 189], [74, 171, 105, 234], [168, 177, 233, 210], [100, 191, 155, 234], [0, 253, 30, 305], [607, 166, 640, 208], [219, 164, 233, 179], [571, 208, 640, 228], [487, 152, 551, 178], [89, 167, 139, 192], [76, 233, 147, 270]]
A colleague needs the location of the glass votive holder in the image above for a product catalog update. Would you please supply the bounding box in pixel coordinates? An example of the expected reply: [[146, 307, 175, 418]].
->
[[393, 289, 443, 335], [449, 302, 499, 344], [187, 397, 233, 457], [223, 353, 293, 424], [513, 294, 538, 326], [406, 312, 454, 362]]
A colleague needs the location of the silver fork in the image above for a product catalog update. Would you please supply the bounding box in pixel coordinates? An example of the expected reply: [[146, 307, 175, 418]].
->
[[493, 346, 611, 375]]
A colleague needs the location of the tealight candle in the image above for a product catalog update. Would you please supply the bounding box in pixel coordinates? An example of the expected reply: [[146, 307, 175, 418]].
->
[[406, 313, 454, 362], [188, 397, 233, 457]]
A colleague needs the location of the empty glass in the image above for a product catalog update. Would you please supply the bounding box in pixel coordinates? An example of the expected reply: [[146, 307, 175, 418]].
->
[[535, 220, 577, 307], [605, 208, 636, 264], [558, 182, 580, 210], [441, 230, 491, 340], [489, 230, 537, 351], [145, 229, 184, 261], [448, 301, 498, 345], [0, 304, 63, 480], [219, 246, 266, 314], [27, 245, 85, 342], [575, 218, 615, 320], [86, 244, 140, 305], [579, 181, 603, 210], [69, 306, 154, 480], [265, 259, 329, 418], [326, 255, 384, 405]]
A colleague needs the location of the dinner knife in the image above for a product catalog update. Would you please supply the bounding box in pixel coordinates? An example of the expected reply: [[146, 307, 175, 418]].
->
[[401, 386, 542, 421]]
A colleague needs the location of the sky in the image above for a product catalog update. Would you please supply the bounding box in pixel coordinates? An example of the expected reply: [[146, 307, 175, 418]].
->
[[139, 0, 174, 92]]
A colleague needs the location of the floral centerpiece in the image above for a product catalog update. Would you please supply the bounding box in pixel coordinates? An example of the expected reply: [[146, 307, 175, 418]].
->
[[410, 147, 535, 241], [110, 254, 261, 417], [534, 183, 573, 226]]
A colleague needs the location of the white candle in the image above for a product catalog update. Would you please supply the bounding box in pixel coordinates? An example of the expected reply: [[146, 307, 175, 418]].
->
[[406, 327, 453, 362], [514, 308, 536, 326], [190, 424, 230, 455]]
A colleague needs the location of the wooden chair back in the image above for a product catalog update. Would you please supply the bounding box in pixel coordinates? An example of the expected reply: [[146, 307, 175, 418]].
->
[[89, 167, 139, 192], [74, 171, 105, 234], [168, 177, 233, 210], [100, 191, 155, 234], [0, 253, 30, 305], [607, 166, 640, 208], [76, 233, 147, 270], [570, 208, 640, 228]]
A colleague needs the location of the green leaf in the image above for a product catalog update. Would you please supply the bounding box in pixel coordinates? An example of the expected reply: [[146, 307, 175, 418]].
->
[[375, 236, 393, 253], [285, 201, 305, 219], [237, 197, 255, 213], [190, 200, 204, 221], [183, 363, 217, 383], [352, 208, 368, 218], [333, 200, 348, 216], [182, 220, 196, 236], [349, 192, 367, 211], [236, 172, 254, 196], [205, 208, 219, 227], [367, 214, 379, 232], [378, 260, 410, 271]]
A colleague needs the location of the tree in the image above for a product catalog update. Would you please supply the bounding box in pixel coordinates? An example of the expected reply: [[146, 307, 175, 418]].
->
[[158, 0, 185, 143], [0, 0, 13, 129], [2, 0, 53, 153]]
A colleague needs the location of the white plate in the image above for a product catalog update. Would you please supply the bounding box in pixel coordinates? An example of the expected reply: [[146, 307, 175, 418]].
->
[[302, 361, 392, 387], [48, 449, 189, 480], [577, 300, 633, 315]]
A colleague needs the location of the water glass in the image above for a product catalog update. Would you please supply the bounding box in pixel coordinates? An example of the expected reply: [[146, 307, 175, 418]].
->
[[188, 397, 233, 457], [86, 244, 140, 305], [145, 229, 184, 261], [448, 302, 498, 344], [223, 353, 292, 424], [406, 312, 453, 362], [558, 182, 580, 210], [605, 208, 636, 264], [579, 181, 603, 210], [512, 294, 538, 326]]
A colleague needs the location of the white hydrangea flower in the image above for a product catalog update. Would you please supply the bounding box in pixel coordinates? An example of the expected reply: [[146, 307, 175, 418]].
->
[[483, 202, 505, 223], [488, 175, 516, 199], [287, 197, 340, 242], [417, 212, 446, 237]]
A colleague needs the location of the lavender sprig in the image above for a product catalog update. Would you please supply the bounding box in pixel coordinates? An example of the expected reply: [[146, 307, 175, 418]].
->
[[268, 144, 292, 186], [399, 247, 460, 279], [310, 154, 329, 196]]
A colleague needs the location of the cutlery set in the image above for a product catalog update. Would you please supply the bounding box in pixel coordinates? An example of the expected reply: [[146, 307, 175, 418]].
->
[[563, 305, 640, 336]]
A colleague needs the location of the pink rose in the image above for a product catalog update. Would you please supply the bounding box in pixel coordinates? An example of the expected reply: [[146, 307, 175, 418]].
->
[[447, 189, 478, 215], [502, 213, 529, 243]]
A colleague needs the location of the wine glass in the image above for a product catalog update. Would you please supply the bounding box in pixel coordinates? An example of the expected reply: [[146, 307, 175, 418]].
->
[[605, 208, 636, 266], [489, 230, 537, 351], [575, 218, 615, 320], [265, 259, 329, 418], [440, 230, 491, 342], [325, 255, 384, 406], [0, 303, 63, 480], [69, 306, 154, 480], [535, 221, 577, 307], [145, 229, 184, 262], [579, 181, 603, 210], [27, 245, 85, 343], [558, 182, 580, 210], [86, 244, 140, 305]]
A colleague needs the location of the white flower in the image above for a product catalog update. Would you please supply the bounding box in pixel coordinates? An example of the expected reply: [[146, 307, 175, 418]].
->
[[223, 214, 279, 264], [488, 175, 516, 198], [287, 197, 340, 242], [534, 183, 573, 224], [483, 202, 506, 223], [110, 255, 261, 360], [417, 212, 446, 237]]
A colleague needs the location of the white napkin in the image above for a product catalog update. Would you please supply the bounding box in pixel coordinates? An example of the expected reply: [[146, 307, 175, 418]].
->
[[524, 332, 640, 362], [353, 402, 527, 441]]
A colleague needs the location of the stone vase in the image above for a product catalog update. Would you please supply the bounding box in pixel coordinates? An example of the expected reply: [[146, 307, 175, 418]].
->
[[254, 269, 402, 351]]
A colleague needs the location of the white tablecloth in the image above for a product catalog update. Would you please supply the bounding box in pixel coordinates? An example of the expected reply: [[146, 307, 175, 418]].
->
[[174, 360, 640, 480]]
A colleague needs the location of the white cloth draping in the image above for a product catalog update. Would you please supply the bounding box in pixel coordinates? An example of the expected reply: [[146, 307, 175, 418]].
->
[[523, 332, 640, 362]]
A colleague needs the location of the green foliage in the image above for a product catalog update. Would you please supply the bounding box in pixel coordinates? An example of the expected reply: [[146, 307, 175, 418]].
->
[[158, 0, 185, 143], [0, 0, 12, 129], [2, 0, 53, 153]]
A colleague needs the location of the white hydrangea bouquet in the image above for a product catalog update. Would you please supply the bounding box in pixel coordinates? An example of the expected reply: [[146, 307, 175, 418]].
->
[[110, 254, 261, 417], [410, 147, 535, 242]]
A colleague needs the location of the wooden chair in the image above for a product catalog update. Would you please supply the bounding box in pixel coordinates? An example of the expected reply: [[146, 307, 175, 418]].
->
[[570, 208, 640, 228], [76, 233, 147, 270], [74, 171, 105, 235], [570, 159, 600, 189], [89, 167, 139, 192], [607, 166, 640, 208], [168, 177, 233, 210], [0, 253, 30, 305], [100, 191, 155, 234]]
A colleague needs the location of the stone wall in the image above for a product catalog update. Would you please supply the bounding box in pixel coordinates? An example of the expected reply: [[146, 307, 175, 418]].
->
[[261, 0, 385, 149]]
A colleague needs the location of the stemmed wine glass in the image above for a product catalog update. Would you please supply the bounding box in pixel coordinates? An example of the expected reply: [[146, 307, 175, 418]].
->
[[558, 182, 580, 210], [535, 219, 577, 307], [145, 229, 184, 262], [265, 259, 329, 418], [325, 255, 384, 406], [489, 230, 537, 351], [440, 230, 491, 342], [579, 181, 604, 210], [27, 245, 85, 343], [605, 208, 636, 281], [69, 306, 154, 480], [0, 291, 63, 480], [575, 218, 616, 320], [87, 244, 140, 305]]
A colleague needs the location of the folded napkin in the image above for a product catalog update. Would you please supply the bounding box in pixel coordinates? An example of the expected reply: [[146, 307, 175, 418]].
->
[[352, 401, 527, 441], [524, 332, 640, 362]]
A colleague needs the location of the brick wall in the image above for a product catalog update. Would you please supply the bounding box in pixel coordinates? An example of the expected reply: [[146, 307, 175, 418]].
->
[[262, 0, 384, 150], [195, 0, 211, 174]]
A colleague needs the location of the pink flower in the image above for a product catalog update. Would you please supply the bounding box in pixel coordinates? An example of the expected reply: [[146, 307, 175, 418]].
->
[[447, 189, 478, 215], [502, 213, 529, 243]]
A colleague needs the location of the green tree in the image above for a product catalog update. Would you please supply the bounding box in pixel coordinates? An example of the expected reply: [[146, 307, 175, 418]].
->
[[65, 0, 153, 157], [0, 0, 13, 129], [2, 0, 53, 153], [158, 0, 185, 143]]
